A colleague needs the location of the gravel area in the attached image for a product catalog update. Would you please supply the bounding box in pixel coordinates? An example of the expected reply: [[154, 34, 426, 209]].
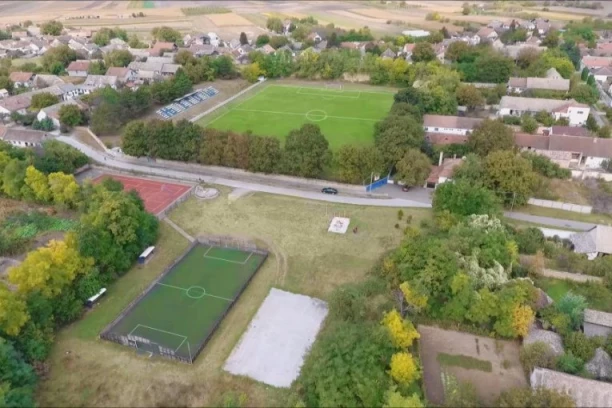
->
[[224, 288, 328, 388]]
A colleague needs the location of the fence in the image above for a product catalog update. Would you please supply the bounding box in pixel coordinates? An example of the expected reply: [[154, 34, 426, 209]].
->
[[528, 198, 592, 214], [99, 236, 269, 364], [365, 176, 389, 192], [189, 78, 266, 123]]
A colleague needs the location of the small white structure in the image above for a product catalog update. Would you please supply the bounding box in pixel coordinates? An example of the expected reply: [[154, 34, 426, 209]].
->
[[138, 246, 155, 264], [85, 287, 107, 307], [402, 29, 430, 38], [498, 96, 589, 126], [328, 217, 350, 234], [224, 288, 328, 388]]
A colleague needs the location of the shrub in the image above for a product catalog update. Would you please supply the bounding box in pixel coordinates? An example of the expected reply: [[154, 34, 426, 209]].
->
[[520, 342, 557, 376], [564, 331, 598, 362], [515, 227, 545, 254], [522, 152, 571, 179], [502, 115, 522, 125], [556, 352, 584, 375]]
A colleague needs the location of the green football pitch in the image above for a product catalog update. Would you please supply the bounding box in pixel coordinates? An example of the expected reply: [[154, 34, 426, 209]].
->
[[198, 84, 395, 150], [104, 244, 267, 361]]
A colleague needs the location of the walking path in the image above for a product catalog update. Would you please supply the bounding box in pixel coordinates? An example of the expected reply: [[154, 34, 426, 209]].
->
[[163, 218, 195, 243], [538, 268, 603, 283], [503, 212, 595, 231]]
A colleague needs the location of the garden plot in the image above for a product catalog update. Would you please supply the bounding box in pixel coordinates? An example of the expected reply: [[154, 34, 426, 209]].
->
[[224, 288, 328, 387]]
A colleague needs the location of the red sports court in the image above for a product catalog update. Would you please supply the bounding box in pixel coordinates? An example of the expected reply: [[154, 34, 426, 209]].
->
[[92, 174, 191, 215]]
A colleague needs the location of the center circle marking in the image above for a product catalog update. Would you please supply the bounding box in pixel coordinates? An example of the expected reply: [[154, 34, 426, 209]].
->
[[186, 286, 206, 299], [306, 110, 328, 122]]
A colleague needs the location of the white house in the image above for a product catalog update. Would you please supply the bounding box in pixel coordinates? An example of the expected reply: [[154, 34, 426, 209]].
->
[[105, 67, 136, 84], [592, 66, 612, 83], [0, 125, 49, 148], [498, 96, 589, 126], [423, 114, 483, 135], [207, 32, 220, 47], [66, 60, 91, 77], [569, 226, 612, 260], [476, 27, 498, 43]]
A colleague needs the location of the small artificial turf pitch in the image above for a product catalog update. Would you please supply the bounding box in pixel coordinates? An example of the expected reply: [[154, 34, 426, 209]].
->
[[103, 244, 267, 362], [199, 84, 394, 150]]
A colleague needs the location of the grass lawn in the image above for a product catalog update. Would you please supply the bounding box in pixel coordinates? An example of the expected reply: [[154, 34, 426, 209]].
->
[[11, 56, 42, 67], [535, 277, 612, 312], [516, 204, 612, 225], [198, 83, 394, 150], [437, 353, 493, 372], [37, 188, 428, 407], [105, 245, 266, 360]]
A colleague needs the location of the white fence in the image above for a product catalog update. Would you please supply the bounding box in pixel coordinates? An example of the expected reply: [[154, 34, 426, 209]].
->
[[189, 79, 266, 123], [528, 198, 592, 214]]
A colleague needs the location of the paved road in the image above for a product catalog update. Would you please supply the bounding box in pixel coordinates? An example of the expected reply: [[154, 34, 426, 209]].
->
[[503, 211, 595, 231], [59, 136, 432, 208]]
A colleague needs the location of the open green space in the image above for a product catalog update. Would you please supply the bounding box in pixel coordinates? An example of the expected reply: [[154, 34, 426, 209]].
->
[[105, 244, 266, 361], [437, 352, 493, 372], [535, 277, 612, 312], [199, 84, 394, 150]]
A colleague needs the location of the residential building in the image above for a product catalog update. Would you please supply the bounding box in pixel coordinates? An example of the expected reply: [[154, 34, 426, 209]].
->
[[8, 71, 35, 88], [258, 44, 275, 55], [403, 43, 415, 60], [0, 126, 49, 148], [593, 66, 612, 83], [502, 44, 546, 60], [83, 75, 118, 89], [549, 125, 592, 137], [515, 132, 612, 169], [534, 18, 551, 35], [33, 74, 65, 88], [207, 32, 220, 47], [425, 157, 462, 189], [546, 67, 563, 80], [160, 64, 180, 76], [11, 31, 28, 40], [307, 32, 324, 43], [381, 48, 396, 59], [105, 67, 136, 84], [36, 99, 87, 128], [569, 226, 612, 260], [282, 19, 292, 35], [584, 309, 612, 337], [188, 44, 217, 57], [66, 60, 91, 77], [507, 77, 570, 93], [0, 94, 32, 115], [582, 55, 612, 71], [592, 41, 612, 57], [476, 27, 498, 43], [423, 115, 483, 135], [149, 41, 177, 57], [530, 367, 612, 407], [498, 96, 589, 126]]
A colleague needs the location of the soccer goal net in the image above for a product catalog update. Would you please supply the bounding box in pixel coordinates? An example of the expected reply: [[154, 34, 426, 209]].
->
[[325, 82, 343, 91]]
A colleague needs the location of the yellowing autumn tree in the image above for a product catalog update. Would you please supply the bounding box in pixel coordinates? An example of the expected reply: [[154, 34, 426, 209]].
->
[[48, 172, 79, 207], [8, 237, 93, 297], [381, 309, 420, 348], [0, 284, 29, 336], [383, 386, 424, 408], [390, 352, 420, 385], [24, 165, 51, 202], [512, 304, 535, 337], [400, 282, 428, 311]]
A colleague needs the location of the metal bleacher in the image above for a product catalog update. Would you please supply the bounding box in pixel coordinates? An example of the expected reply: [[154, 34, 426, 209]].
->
[[156, 86, 219, 120]]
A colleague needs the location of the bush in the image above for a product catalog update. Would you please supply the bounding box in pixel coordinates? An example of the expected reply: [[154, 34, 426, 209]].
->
[[515, 227, 545, 254], [519, 342, 557, 376], [556, 352, 584, 374], [564, 331, 599, 362], [502, 115, 522, 125], [522, 152, 571, 179]]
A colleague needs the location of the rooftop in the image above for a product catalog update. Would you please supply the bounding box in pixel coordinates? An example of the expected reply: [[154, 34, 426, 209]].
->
[[8, 71, 34, 83], [66, 60, 91, 72], [585, 309, 612, 328], [531, 367, 612, 407], [499, 96, 587, 113], [570, 225, 612, 255], [423, 115, 483, 130], [0, 126, 48, 144]]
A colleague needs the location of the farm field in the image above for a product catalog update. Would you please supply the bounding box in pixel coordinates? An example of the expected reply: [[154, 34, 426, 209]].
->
[[200, 84, 394, 150], [37, 187, 428, 406]]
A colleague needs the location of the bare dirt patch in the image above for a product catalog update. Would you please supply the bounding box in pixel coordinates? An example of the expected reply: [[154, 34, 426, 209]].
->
[[206, 12, 253, 26], [418, 325, 527, 406]]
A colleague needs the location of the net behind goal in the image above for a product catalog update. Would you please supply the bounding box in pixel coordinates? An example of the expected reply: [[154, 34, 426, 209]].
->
[[324, 82, 343, 91]]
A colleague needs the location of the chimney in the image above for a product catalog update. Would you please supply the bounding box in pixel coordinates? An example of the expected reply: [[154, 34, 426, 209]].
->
[[438, 151, 444, 166]]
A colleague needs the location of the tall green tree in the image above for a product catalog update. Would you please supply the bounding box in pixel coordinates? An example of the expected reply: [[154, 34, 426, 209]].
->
[[467, 119, 515, 156], [374, 114, 424, 168], [433, 180, 501, 217], [282, 124, 331, 178], [336, 145, 385, 184], [483, 150, 538, 206], [247, 135, 282, 174], [29, 92, 59, 111], [394, 149, 431, 187]]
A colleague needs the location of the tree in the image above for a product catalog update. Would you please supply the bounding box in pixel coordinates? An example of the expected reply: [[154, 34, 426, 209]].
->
[[0, 336, 37, 407], [58, 104, 84, 129], [570, 83, 598, 105], [433, 180, 501, 217], [394, 149, 431, 188], [598, 125, 611, 138], [0, 76, 13, 94], [242, 62, 263, 83], [511, 304, 534, 337], [446, 41, 470, 62], [374, 115, 424, 168], [24, 166, 51, 202], [581, 67, 590, 81], [223, 132, 250, 169], [151, 26, 182, 43], [381, 310, 419, 348], [42, 45, 76, 72], [483, 151, 538, 206], [467, 119, 514, 156], [282, 124, 331, 178], [32, 117, 55, 132], [121, 120, 148, 157], [0, 284, 29, 336], [40, 20, 63, 36], [48, 172, 79, 208], [474, 52, 514, 83], [555, 292, 587, 331], [586, 114, 599, 132], [247, 135, 281, 173], [34, 140, 89, 175], [87, 60, 106, 75], [456, 84, 484, 110], [389, 352, 420, 385], [2, 159, 27, 199], [29, 92, 59, 111], [521, 115, 538, 134], [238, 31, 249, 46], [541, 29, 560, 48], [300, 323, 394, 407], [336, 145, 384, 184], [383, 387, 423, 408], [255, 34, 270, 47], [8, 238, 92, 297], [104, 49, 133, 68], [266, 17, 283, 33], [535, 110, 555, 126], [411, 42, 436, 62], [498, 387, 575, 408], [174, 49, 195, 66]]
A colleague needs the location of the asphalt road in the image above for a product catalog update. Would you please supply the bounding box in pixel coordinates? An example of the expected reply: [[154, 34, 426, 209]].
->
[[59, 136, 597, 231]]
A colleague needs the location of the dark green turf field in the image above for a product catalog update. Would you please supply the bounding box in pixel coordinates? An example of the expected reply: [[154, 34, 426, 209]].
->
[[104, 244, 266, 361]]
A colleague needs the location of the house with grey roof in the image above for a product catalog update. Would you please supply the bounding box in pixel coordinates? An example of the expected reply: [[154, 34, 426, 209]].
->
[[584, 309, 612, 338], [0, 126, 50, 148], [498, 96, 589, 126], [569, 226, 612, 260], [83, 75, 118, 89], [530, 367, 612, 407], [507, 77, 570, 94], [423, 114, 483, 136], [546, 68, 562, 79]]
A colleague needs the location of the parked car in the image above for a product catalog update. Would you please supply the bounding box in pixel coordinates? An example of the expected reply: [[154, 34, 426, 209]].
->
[[321, 187, 338, 195]]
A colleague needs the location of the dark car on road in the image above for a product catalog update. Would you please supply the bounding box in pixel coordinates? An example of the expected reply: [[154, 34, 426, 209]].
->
[[321, 187, 338, 195]]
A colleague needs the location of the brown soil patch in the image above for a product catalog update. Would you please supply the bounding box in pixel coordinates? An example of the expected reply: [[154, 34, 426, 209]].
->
[[418, 325, 527, 406], [206, 12, 253, 26]]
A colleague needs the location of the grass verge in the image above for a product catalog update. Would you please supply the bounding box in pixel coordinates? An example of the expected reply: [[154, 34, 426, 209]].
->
[[181, 6, 230, 16], [437, 352, 493, 372], [534, 276, 612, 312]]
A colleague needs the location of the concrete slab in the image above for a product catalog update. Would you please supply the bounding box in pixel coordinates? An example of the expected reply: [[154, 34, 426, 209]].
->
[[224, 288, 328, 388]]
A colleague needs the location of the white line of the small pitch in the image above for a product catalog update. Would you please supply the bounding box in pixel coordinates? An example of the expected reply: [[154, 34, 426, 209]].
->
[[232, 108, 381, 122], [203, 254, 252, 264]]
